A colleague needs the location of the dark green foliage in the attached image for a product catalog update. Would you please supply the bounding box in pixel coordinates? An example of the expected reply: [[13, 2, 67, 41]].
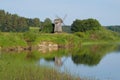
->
[[40, 18, 54, 33], [62, 25, 71, 33], [71, 44, 119, 66], [33, 18, 40, 27], [0, 10, 29, 32], [71, 18, 101, 32], [27, 18, 40, 27], [0, 10, 5, 28], [0, 10, 41, 32], [106, 25, 120, 33]]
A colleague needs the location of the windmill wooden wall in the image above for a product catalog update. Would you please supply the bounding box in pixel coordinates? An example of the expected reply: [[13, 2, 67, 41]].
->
[[54, 18, 63, 33]]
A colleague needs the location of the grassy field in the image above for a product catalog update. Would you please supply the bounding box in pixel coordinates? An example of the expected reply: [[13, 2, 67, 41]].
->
[[0, 32, 27, 48], [0, 27, 120, 48], [0, 31, 81, 48], [74, 27, 120, 43]]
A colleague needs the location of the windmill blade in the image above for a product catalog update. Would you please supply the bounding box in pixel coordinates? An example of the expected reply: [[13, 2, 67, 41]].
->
[[62, 14, 67, 21]]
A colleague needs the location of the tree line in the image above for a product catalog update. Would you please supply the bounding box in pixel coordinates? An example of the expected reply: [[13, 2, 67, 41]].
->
[[106, 26, 120, 33], [0, 10, 102, 33], [0, 10, 41, 32]]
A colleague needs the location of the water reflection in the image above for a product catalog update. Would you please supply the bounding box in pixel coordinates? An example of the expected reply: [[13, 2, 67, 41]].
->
[[72, 54, 101, 66], [41, 44, 119, 66], [1, 44, 120, 80], [39, 44, 120, 80]]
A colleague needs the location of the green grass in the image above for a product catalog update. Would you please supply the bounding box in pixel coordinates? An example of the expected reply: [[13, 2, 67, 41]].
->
[[29, 27, 40, 32], [0, 65, 77, 80], [0, 52, 78, 80], [0, 32, 27, 48], [0, 31, 81, 49], [74, 27, 120, 43], [34, 33, 81, 46], [0, 27, 120, 48]]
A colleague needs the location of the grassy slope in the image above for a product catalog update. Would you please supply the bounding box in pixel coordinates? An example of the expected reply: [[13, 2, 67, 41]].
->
[[0, 32, 27, 48], [0, 27, 120, 48], [0, 32, 81, 49], [74, 27, 120, 45]]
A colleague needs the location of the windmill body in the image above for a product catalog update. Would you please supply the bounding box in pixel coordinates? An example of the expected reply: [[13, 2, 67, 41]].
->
[[54, 18, 63, 33]]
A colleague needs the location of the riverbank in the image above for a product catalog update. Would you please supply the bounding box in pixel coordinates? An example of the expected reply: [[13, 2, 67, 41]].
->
[[0, 32, 81, 51], [0, 29, 120, 51]]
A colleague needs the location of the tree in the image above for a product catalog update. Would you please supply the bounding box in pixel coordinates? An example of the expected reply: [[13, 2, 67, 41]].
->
[[11, 14, 19, 31], [41, 18, 53, 33], [17, 17, 29, 32], [0, 10, 5, 30], [33, 18, 40, 27], [71, 18, 101, 32], [0, 10, 29, 32], [1, 12, 13, 32]]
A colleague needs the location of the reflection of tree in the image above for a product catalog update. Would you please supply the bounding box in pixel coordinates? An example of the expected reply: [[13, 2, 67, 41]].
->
[[116, 45, 120, 52], [72, 44, 118, 66], [72, 54, 101, 66], [44, 57, 54, 62]]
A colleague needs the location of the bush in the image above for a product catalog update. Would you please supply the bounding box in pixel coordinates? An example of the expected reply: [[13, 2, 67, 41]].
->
[[71, 18, 101, 32], [74, 32, 86, 38], [23, 31, 39, 42]]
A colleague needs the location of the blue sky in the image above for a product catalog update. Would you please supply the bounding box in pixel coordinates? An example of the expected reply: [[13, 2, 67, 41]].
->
[[0, 0, 120, 25]]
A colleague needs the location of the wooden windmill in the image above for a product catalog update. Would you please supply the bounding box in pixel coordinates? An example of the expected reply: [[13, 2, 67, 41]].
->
[[54, 15, 67, 33]]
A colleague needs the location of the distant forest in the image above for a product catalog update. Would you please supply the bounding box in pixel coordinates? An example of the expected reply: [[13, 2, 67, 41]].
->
[[106, 26, 120, 33], [0, 10, 73, 33], [0, 10, 41, 32], [1, 9, 119, 33]]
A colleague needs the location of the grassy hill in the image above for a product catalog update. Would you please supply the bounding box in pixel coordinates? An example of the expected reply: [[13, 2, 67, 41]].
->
[[0, 27, 120, 48], [74, 27, 120, 44]]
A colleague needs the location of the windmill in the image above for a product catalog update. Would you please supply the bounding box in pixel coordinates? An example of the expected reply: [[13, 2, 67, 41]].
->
[[54, 15, 67, 33]]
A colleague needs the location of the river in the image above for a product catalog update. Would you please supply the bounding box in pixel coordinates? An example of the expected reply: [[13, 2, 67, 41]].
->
[[39, 44, 120, 80], [0, 44, 120, 80]]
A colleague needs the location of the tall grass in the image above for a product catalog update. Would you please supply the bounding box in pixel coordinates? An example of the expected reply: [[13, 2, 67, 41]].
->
[[0, 52, 78, 80], [0, 65, 78, 80], [74, 27, 120, 44], [0, 32, 27, 48]]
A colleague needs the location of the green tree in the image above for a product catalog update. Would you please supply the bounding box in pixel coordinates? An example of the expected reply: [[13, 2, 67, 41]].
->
[[2, 12, 13, 32], [33, 18, 40, 27], [0, 10, 5, 30], [0, 10, 29, 32], [71, 18, 101, 32], [11, 14, 19, 31], [41, 18, 53, 33], [17, 17, 29, 32]]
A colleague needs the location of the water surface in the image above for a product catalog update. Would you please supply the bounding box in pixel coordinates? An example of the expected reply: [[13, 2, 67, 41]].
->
[[39, 44, 120, 80], [0, 44, 120, 80]]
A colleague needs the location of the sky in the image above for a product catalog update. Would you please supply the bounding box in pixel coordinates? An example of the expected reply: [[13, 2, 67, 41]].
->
[[0, 0, 120, 26]]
